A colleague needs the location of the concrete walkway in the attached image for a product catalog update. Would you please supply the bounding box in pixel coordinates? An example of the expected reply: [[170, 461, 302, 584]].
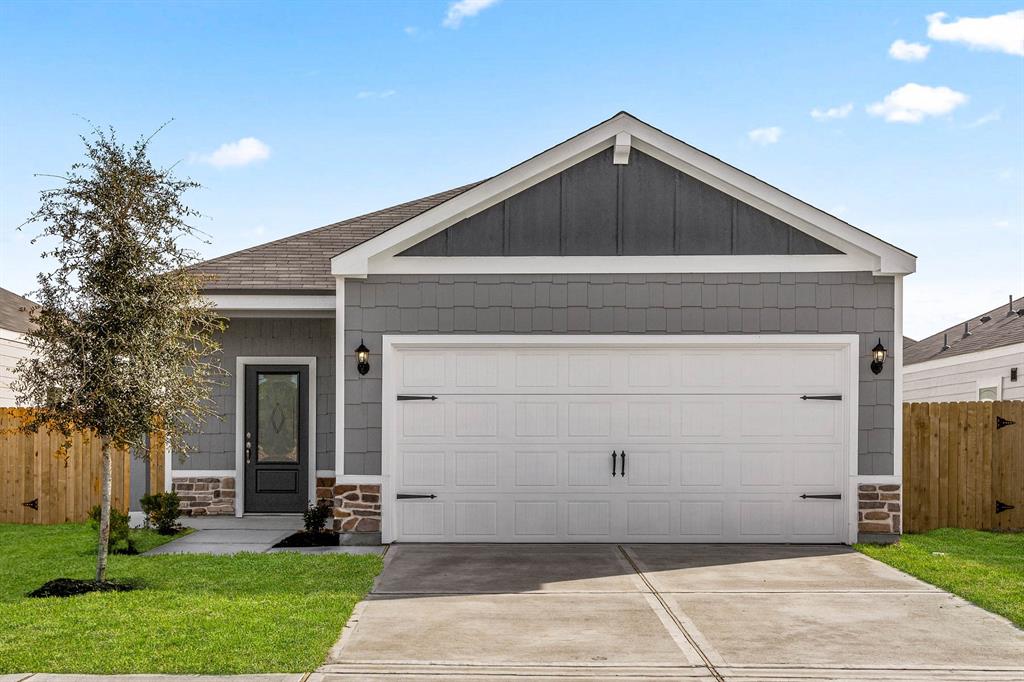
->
[[319, 543, 1024, 680], [143, 515, 383, 556]]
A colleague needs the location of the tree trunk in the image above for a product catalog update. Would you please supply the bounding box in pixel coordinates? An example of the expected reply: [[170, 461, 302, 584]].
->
[[95, 436, 113, 582]]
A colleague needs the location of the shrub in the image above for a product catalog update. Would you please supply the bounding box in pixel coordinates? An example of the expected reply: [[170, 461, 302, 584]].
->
[[139, 491, 182, 535], [303, 499, 333, 534], [88, 505, 136, 554]]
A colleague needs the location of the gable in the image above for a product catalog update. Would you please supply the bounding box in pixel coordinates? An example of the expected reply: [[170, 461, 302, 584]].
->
[[400, 149, 841, 258]]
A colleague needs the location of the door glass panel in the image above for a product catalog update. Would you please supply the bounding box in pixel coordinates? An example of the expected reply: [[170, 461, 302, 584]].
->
[[257, 372, 299, 462]]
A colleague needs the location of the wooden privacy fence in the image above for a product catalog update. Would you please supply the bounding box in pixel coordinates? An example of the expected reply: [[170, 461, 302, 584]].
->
[[0, 408, 143, 524], [903, 400, 1024, 532]]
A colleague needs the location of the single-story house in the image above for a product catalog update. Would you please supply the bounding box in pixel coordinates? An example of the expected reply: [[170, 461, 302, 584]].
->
[[171, 112, 915, 544], [0, 287, 35, 408], [903, 296, 1023, 402]]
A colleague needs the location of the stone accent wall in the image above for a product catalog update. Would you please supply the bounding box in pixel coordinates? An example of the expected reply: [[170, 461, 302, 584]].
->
[[858, 483, 901, 534], [333, 483, 381, 533], [173, 476, 235, 516]]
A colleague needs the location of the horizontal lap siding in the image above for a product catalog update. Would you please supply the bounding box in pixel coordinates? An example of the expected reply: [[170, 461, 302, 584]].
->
[[177, 318, 335, 471], [344, 272, 895, 476]]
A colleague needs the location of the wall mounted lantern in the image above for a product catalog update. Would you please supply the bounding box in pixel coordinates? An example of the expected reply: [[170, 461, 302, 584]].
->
[[870, 338, 887, 375], [355, 340, 370, 376]]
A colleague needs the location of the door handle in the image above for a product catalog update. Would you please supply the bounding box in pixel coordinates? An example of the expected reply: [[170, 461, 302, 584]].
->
[[245, 431, 252, 464], [620, 450, 626, 477], [611, 451, 618, 477]]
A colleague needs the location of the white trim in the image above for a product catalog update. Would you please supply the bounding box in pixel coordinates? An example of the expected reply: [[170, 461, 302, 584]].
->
[[332, 113, 915, 278], [163, 433, 172, 494], [370, 254, 876, 276], [379, 333, 861, 545], [234, 356, 318, 517], [612, 132, 631, 164], [892, 275, 903, 479], [206, 294, 336, 316], [903, 341, 1024, 373], [335, 277, 346, 478], [337, 475, 382, 485], [171, 469, 236, 478]]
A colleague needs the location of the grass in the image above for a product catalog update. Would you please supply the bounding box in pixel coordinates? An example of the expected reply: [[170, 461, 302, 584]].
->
[[857, 528, 1024, 628], [0, 523, 383, 674]]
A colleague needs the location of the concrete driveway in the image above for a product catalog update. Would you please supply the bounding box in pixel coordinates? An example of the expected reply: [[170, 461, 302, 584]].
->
[[316, 544, 1024, 681]]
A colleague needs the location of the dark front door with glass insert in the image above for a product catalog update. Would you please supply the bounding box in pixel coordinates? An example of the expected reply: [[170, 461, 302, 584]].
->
[[244, 365, 309, 513]]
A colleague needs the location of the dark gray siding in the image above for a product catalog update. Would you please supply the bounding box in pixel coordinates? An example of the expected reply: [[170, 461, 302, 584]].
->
[[175, 318, 335, 471], [344, 273, 895, 477], [401, 149, 841, 257]]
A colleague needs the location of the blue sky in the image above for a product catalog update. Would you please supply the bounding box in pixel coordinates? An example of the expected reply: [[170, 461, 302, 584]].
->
[[1, 0, 1021, 338]]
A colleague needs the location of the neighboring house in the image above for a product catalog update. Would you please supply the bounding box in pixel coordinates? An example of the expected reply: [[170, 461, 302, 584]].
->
[[0, 287, 35, 407], [903, 296, 1024, 403], [178, 112, 916, 543]]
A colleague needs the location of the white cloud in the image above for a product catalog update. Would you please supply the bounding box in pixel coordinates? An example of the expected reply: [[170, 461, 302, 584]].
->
[[443, 0, 499, 29], [888, 39, 931, 61], [866, 83, 968, 123], [810, 103, 854, 121], [967, 109, 1002, 128], [926, 10, 1024, 56], [356, 89, 397, 99], [747, 126, 782, 145], [994, 220, 1011, 229], [404, 26, 419, 36], [195, 137, 270, 168]]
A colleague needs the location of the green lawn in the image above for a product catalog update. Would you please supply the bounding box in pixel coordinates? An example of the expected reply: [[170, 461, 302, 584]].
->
[[857, 529, 1024, 628], [0, 523, 382, 674]]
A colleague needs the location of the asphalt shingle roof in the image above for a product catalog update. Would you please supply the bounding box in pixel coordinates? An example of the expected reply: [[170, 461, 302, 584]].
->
[[193, 183, 481, 291], [0, 287, 36, 334], [904, 296, 1024, 365]]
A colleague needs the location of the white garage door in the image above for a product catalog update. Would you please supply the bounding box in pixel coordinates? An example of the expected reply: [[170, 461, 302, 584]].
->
[[388, 341, 852, 543]]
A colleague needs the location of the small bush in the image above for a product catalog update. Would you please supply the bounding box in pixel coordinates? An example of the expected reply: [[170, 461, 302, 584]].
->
[[139, 491, 182, 535], [303, 499, 333, 534], [88, 505, 136, 554]]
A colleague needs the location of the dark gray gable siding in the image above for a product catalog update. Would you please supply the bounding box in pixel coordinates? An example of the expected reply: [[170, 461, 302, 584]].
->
[[401, 149, 842, 257]]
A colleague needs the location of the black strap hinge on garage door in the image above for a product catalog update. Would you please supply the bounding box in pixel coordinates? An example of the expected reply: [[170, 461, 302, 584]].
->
[[397, 395, 438, 401], [397, 493, 437, 500], [800, 493, 842, 500], [800, 394, 843, 401]]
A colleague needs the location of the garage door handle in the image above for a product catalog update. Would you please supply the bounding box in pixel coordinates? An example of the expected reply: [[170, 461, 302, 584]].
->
[[611, 451, 618, 477], [620, 450, 626, 477]]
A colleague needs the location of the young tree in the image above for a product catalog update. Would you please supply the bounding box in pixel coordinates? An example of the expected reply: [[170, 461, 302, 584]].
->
[[14, 126, 224, 581]]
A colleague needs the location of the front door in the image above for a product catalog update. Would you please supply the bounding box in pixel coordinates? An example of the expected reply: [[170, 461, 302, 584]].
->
[[244, 364, 309, 513]]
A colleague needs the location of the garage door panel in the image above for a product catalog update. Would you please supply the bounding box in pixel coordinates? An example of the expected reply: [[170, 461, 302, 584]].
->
[[392, 343, 850, 543]]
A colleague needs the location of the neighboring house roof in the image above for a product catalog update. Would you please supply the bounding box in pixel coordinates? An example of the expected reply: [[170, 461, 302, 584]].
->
[[904, 296, 1024, 365], [0, 287, 36, 334], [194, 183, 482, 291], [903, 336, 916, 349]]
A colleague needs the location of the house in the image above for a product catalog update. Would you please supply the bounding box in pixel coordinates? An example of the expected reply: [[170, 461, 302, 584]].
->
[[903, 296, 1024, 403], [175, 112, 915, 544], [0, 287, 35, 407]]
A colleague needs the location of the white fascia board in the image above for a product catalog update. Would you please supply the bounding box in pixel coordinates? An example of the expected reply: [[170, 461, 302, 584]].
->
[[903, 341, 1024, 373], [205, 294, 336, 311], [371, 253, 876, 275], [332, 112, 915, 278]]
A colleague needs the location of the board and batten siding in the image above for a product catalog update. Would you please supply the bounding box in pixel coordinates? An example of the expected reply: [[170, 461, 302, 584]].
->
[[0, 330, 31, 407], [343, 272, 896, 477], [903, 344, 1024, 403], [175, 318, 335, 471]]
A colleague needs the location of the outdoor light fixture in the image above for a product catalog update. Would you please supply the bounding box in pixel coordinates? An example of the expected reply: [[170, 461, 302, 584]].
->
[[355, 340, 370, 376], [870, 338, 887, 375]]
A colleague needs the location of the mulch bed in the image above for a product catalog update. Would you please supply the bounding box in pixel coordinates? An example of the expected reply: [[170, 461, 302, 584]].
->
[[27, 577, 139, 598], [272, 530, 341, 548]]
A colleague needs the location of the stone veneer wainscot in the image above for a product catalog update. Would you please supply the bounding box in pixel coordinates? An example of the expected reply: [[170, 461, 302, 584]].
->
[[173, 476, 236, 516], [858, 483, 901, 534]]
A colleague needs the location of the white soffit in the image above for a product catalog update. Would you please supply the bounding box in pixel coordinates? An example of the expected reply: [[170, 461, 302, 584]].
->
[[331, 113, 916, 278]]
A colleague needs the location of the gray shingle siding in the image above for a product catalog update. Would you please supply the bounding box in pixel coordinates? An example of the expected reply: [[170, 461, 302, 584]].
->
[[175, 318, 335, 471], [344, 272, 896, 477]]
